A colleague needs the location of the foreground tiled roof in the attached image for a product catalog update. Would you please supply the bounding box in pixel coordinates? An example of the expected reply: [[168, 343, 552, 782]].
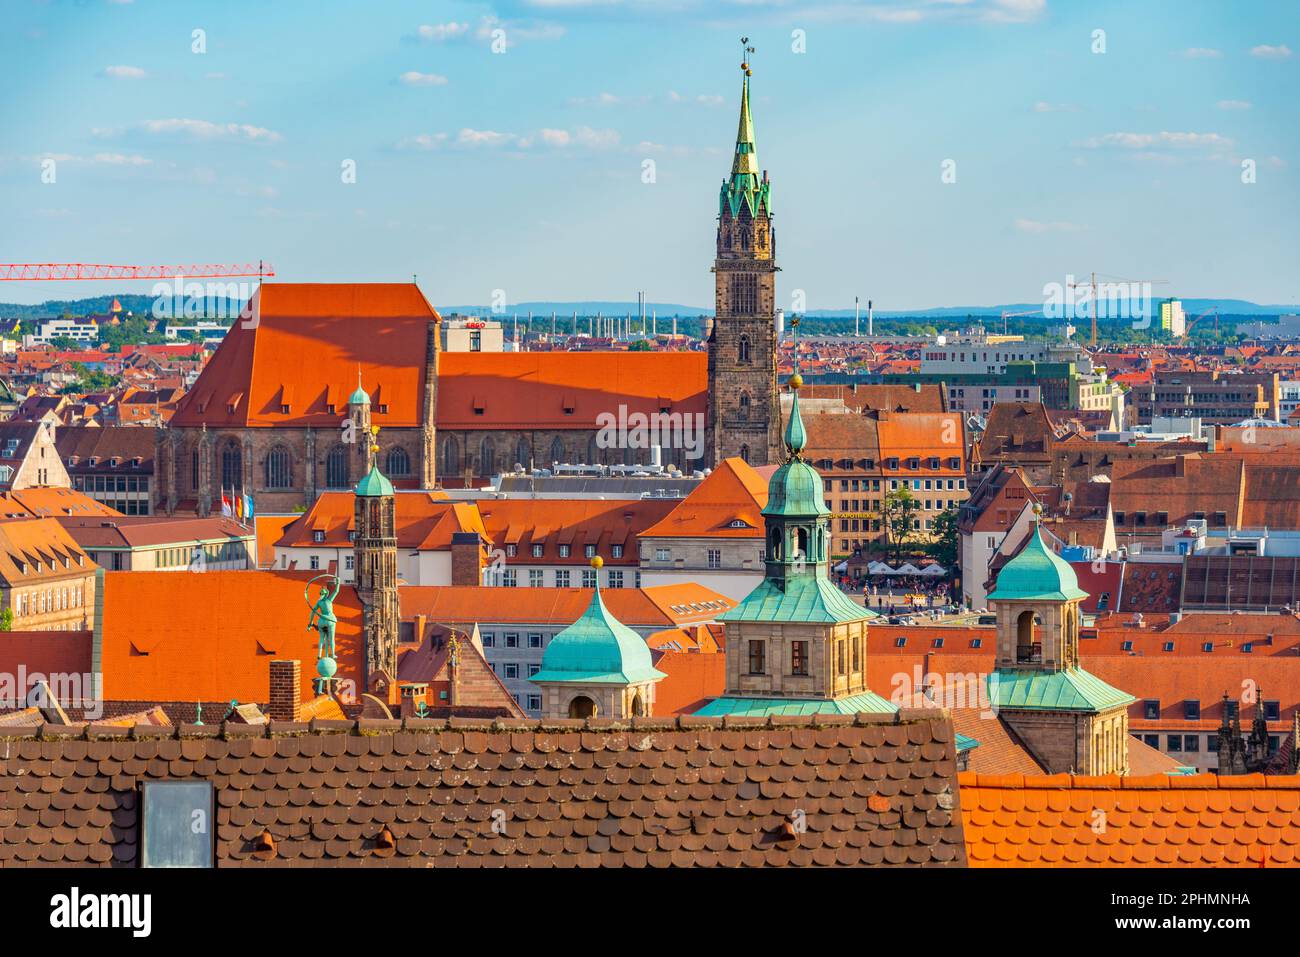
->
[[0, 712, 966, 867], [960, 771, 1300, 867]]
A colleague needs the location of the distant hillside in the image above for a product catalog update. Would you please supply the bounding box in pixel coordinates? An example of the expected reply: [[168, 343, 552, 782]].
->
[[0, 294, 1292, 323]]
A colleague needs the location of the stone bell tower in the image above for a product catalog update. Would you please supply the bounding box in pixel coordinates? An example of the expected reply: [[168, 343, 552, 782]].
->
[[987, 507, 1135, 775], [707, 45, 780, 468], [354, 453, 400, 692]]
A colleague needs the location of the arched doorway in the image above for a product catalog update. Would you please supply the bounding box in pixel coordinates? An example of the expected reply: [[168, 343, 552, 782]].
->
[[630, 692, 645, 717], [568, 695, 597, 719]]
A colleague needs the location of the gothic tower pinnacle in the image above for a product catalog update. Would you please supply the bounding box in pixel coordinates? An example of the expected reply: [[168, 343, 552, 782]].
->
[[707, 40, 781, 468]]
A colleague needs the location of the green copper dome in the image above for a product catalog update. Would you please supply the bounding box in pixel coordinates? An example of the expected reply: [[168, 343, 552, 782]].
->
[[531, 585, 666, 685], [348, 385, 371, 406], [355, 463, 393, 497], [988, 523, 1088, 603]]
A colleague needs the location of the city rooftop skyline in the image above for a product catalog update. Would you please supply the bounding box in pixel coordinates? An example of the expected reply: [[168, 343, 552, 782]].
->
[[0, 0, 1296, 309]]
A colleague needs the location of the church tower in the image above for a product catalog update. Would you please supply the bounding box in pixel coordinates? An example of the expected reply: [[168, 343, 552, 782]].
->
[[708, 48, 780, 467], [986, 507, 1135, 775], [354, 456, 400, 692], [697, 365, 892, 716]]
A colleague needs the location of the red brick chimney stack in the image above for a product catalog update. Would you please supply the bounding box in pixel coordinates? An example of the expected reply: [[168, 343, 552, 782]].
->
[[268, 659, 303, 722]]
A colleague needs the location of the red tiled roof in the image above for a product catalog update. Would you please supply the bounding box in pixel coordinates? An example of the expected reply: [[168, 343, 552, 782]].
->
[[99, 570, 363, 707], [960, 771, 1300, 866], [651, 649, 726, 715], [170, 283, 438, 429], [437, 351, 707, 431], [639, 457, 767, 539]]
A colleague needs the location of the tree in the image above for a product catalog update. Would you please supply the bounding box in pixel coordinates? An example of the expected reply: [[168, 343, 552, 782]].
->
[[628, 339, 653, 352], [0, 607, 13, 632], [48, 335, 79, 351], [882, 488, 921, 563], [927, 508, 959, 570]]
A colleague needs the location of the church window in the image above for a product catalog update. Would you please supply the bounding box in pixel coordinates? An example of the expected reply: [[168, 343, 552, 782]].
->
[[747, 640, 766, 675], [740, 444, 751, 464], [515, 439, 530, 471], [191, 451, 199, 490], [265, 445, 292, 489], [324, 445, 349, 488], [738, 392, 751, 419], [478, 438, 495, 476], [440, 437, 460, 475], [730, 275, 758, 316], [386, 446, 411, 477], [549, 437, 565, 464], [737, 334, 752, 364], [220, 441, 242, 489]]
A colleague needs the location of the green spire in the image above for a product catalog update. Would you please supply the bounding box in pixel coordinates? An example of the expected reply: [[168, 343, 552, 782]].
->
[[720, 60, 771, 218], [732, 72, 758, 179], [348, 367, 370, 406]]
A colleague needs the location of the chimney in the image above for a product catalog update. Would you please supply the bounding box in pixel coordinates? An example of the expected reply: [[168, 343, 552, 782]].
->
[[268, 659, 303, 722], [451, 532, 484, 586]]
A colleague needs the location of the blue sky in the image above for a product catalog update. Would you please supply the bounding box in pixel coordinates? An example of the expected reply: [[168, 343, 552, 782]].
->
[[1, 0, 1296, 310]]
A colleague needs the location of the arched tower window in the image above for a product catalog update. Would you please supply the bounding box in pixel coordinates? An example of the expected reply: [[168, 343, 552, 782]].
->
[[220, 441, 241, 489], [515, 438, 530, 471], [568, 695, 597, 719], [265, 445, 292, 489], [549, 436, 565, 465], [324, 445, 349, 488], [738, 392, 751, 419], [739, 443, 750, 464], [386, 446, 411, 477], [737, 335, 752, 364], [479, 437, 495, 476]]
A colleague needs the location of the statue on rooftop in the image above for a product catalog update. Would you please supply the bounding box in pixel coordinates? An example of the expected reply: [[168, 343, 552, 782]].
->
[[306, 574, 342, 660]]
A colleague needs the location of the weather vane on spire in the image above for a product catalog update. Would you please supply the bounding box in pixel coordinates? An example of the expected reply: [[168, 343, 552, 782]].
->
[[741, 37, 754, 75]]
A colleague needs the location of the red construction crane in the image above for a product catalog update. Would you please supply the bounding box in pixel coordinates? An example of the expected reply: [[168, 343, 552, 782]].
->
[[0, 262, 274, 281]]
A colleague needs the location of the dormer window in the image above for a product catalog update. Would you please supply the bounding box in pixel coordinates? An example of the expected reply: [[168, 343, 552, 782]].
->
[[312, 531, 325, 544], [378, 404, 389, 414]]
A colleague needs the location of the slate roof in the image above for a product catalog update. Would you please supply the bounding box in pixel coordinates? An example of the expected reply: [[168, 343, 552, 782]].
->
[[0, 712, 967, 867]]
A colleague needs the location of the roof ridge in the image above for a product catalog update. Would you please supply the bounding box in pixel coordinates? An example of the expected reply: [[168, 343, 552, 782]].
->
[[5, 710, 945, 741]]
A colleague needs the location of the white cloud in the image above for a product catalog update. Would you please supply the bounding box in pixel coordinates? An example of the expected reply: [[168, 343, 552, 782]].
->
[[1014, 218, 1082, 234], [111, 118, 283, 143], [1033, 101, 1079, 113], [574, 126, 620, 148], [1082, 131, 1233, 150], [476, 15, 565, 44], [1217, 100, 1252, 111], [102, 65, 146, 79], [398, 71, 449, 86], [1250, 44, 1293, 59], [457, 128, 516, 148], [91, 152, 152, 166], [540, 128, 571, 146], [1182, 47, 1223, 58], [397, 133, 449, 151], [416, 22, 470, 41]]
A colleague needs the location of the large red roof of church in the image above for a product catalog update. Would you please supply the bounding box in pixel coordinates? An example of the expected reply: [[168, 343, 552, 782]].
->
[[169, 282, 708, 433], [169, 283, 439, 429], [437, 350, 707, 430]]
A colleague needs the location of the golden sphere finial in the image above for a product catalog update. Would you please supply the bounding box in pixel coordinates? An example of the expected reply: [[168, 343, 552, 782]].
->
[[590, 555, 604, 570], [789, 372, 803, 390]]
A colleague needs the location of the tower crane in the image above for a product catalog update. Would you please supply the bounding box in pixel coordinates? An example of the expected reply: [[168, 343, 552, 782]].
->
[[1178, 306, 1219, 345], [0, 262, 274, 281], [1068, 272, 1168, 347]]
